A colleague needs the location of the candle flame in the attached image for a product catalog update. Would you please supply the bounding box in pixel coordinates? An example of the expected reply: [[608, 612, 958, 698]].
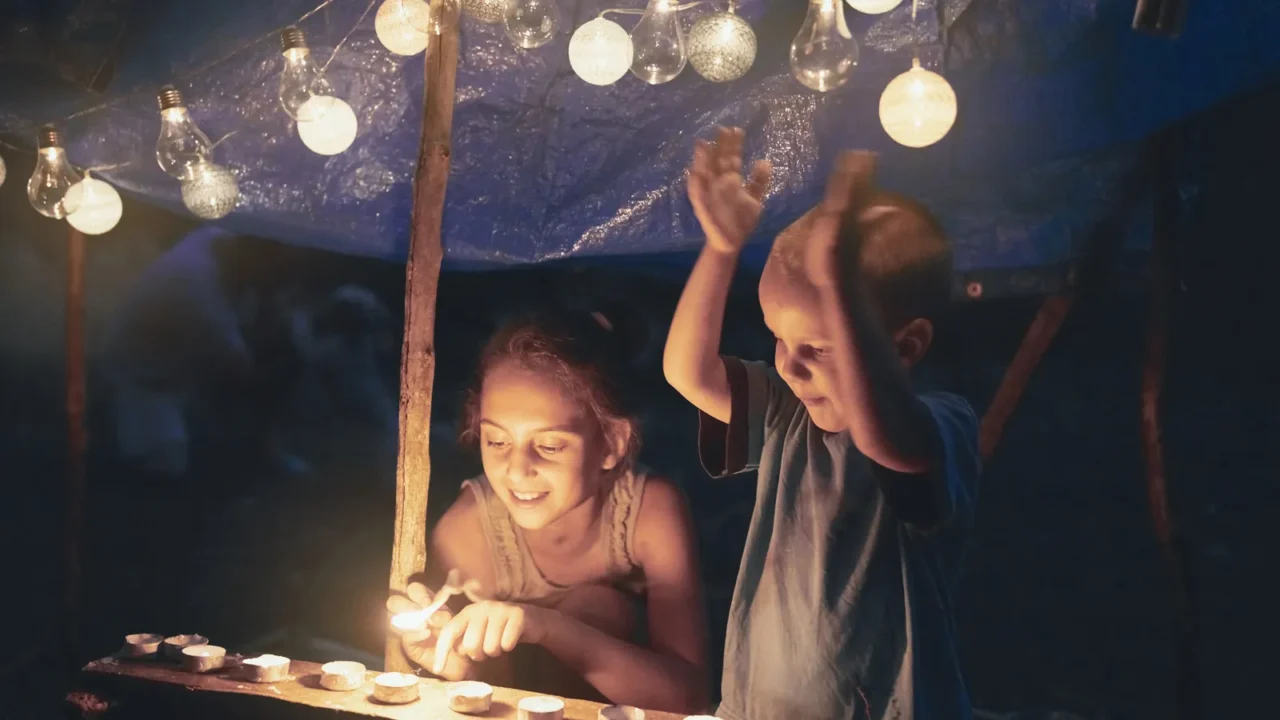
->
[[391, 609, 428, 632]]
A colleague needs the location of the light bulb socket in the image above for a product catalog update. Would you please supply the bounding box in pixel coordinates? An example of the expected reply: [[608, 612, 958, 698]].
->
[[157, 85, 185, 111], [281, 27, 308, 52], [37, 125, 62, 149]]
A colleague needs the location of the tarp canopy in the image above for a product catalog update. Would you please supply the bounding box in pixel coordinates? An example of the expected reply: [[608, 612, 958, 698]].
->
[[1, 0, 1277, 277]]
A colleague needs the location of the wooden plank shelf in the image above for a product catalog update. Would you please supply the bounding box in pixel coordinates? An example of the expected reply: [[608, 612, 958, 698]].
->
[[73, 656, 686, 720]]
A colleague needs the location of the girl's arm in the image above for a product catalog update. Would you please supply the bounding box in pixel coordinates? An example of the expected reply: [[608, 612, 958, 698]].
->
[[528, 478, 708, 713]]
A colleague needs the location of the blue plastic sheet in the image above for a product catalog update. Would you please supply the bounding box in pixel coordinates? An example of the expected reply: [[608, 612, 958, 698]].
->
[[1, 0, 1278, 271]]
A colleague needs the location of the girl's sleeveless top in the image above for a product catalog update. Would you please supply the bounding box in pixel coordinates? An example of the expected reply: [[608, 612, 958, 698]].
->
[[460, 469, 649, 603]]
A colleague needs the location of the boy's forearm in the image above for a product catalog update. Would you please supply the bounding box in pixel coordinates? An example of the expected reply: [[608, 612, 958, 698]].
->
[[817, 278, 935, 474], [535, 609, 707, 713], [662, 245, 739, 423]]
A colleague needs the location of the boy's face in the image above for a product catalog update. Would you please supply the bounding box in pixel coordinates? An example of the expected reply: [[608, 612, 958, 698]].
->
[[758, 262, 848, 433]]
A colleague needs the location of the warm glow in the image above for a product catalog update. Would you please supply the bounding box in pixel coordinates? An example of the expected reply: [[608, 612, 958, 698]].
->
[[878, 58, 957, 148], [181, 161, 239, 220], [296, 95, 359, 155], [687, 11, 757, 83], [391, 609, 428, 631], [66, 176, 123, 235], [846, 0, 904, 13], [376, 0, 431, 56], [569, 18, 633, 86]]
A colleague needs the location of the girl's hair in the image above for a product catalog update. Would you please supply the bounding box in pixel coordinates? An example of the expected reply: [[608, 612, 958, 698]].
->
[[460, 312, 641, 475]]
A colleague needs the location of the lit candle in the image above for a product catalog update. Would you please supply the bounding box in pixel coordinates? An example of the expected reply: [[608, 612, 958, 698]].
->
[[242, 654, 291, 683], [599, 706, 646, 720], [518, 695, 566, 720], [447, 681, 494, 713], [373, 672, 420, 704], [319, 661, 367, 692], [121, 633, 164, 658], [163, 634, 209, 660], [180, 645, 226, 673]]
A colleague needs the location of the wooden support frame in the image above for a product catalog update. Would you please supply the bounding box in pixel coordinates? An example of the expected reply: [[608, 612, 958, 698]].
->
[[385, 1, 462, 673], [64, 226, 88, 670]]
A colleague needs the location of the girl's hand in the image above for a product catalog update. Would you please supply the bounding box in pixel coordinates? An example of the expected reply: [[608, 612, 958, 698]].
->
[[806, 151, 877, 290], [688, 126, 771, 255], [432, 601, 550, 675], [387, 582, 471, 680]]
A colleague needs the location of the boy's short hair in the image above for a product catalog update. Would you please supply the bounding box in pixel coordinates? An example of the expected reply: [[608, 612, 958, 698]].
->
[[769, 190, 953, 329]]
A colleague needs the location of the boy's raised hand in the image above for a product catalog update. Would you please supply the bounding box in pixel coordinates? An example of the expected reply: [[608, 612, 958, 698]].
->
[[806, 150, 877, 290], [689, 126, 771, 255]]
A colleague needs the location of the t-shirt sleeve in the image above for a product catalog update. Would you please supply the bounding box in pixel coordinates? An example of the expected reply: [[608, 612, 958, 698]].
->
[[879, 392, 981, 531], [697, 357, 796, 478]]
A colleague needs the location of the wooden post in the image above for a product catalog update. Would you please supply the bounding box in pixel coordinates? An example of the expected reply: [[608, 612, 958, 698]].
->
[[64, 226, 88, 670], [385, 0, 461, 673]]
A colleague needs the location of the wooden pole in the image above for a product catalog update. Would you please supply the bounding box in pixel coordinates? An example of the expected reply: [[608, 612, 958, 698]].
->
[[64, 226, 88, 669], [385, 0, 461, 673]]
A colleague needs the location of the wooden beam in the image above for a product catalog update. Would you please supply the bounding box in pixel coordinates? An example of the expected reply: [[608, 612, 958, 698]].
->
[[72, 657, 684, 720], [385, 1, 461, 673], [64, 226, 88, 670]]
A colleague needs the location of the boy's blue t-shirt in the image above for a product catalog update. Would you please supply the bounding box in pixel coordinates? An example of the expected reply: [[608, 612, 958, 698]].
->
[[699, 358, 980, 720]]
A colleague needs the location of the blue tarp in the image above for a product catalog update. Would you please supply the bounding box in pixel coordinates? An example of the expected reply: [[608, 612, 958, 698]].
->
[[1, 0, 1277, 272]]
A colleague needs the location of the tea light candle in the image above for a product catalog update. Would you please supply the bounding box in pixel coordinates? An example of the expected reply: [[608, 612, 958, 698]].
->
[[518, 695, 565, 720], [319, 661, 367, 692], [180, 645, 226, 673], [447, 681, 494, 713], [242, 654, 291, 683], [600, 706, 646, 720], [163, 634, 209, 659], [121, 633, 164, 658], [372, 672, 420, 704]]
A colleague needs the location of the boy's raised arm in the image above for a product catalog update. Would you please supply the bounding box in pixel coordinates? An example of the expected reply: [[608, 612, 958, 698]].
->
[[663, 127, 770, 424]]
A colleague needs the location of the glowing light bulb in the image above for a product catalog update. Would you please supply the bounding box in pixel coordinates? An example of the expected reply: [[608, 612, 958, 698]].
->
[[464, 0, 506, 24], [879, 58, 956, 148], [376, 0, 431, 56], [279, 27, 337, 119], [155, 86, 214, 181], [687, 7, 756, 83], [181, 161, 239, 220], [569, 18, 633, 86], [296, 95, 359, 155], [0, 151, 7, 189], [65, 173, 123, 235], [630, 0, 686, 85], [791, 0, 858, 92], [504, 0, 558, 49], [845, 0, 904, 13], [27, 125, 83, 219]]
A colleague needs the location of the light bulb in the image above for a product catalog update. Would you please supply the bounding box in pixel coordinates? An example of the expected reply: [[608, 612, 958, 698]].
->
[[630, 0, 686, 85], [569, 18, 633, 86], [27, 125, 83, 219], [65, 173, 123, 235], [296, 95, 359, 155], [504, 0, 558, 50], [156, 86, 214, 181], [279, 27, 337, 119], [464, 0, 506, 24], [688, 8, 757, 83], [879, 58, 957, 148], [790, 0, 858, 92], [181, 161, 239, 220], [376, 0, 431, 56], [845, 0, 904, 13], [0, 151, 7, 189]]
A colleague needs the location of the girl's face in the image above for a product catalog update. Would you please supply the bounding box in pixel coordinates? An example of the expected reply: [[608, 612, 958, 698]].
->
[[477, 361, 619, 530]]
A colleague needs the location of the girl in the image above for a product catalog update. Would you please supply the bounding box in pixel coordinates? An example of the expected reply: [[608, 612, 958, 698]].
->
[[387, 312, 708, 713]]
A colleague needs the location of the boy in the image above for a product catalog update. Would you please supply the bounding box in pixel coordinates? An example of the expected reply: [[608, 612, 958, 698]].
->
[[664, 127, 980, 720]]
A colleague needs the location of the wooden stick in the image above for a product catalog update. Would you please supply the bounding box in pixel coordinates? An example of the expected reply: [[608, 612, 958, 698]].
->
[[64, 226, 88, 670], [1141, 140, 1200, 720], [385, 0, 461, 673]]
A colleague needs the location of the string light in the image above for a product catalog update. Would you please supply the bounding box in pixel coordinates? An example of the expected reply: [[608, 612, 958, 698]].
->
[[846, 0, 904, 13], [687, 1, 756, 83], [791, 0, 858, 92], [181, 160, 240, 220], [504, 0, 559, 49], [879, 57, 956, 148], [630, 0, 687, 85], [28, 125, 83, 219], [280, 28, 359, 155], [569, 18, 634, 86], [375, 0, 431, 56], [155, 86, 214, 181], [65, 171, 124, 235]]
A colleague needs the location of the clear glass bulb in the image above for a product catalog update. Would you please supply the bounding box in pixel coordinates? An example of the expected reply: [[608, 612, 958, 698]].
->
[[504, 0, 558, 50], [156, 87, 214, 181], [279, 28, 335, 119], [27, 127, 83, 219], [630, 0, 686, 85], [791, 0, 858, 92]]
